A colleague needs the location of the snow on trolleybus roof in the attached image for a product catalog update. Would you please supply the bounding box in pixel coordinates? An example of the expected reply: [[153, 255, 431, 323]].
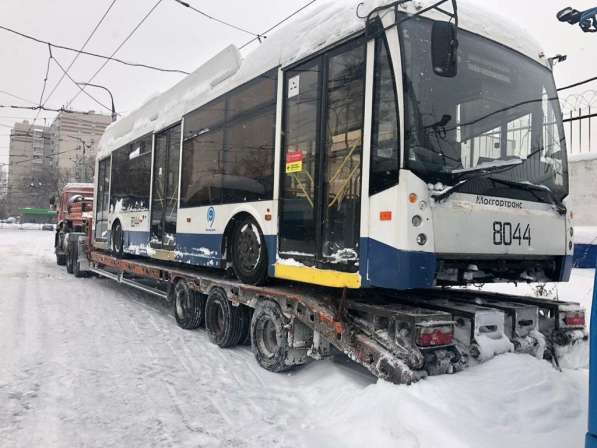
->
[[96, 0, 548, 158]]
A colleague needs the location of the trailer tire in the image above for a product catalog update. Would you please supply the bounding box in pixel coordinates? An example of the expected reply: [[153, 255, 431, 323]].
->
[[239, 306, 253, 345], [173, 281, 205, 330], [56, 253, 67, 266], [251, 301, 296, 373], [205, 288, 243, 348], [230, 216, 268, 286]]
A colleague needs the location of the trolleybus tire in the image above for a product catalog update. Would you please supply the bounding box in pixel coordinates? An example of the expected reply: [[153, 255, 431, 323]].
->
[[111, 221, 124, 258], [230, 216, 268, 286], [205, 288, 243, 348], [251, 300, 298, 373], [173, 280, 205, 330]]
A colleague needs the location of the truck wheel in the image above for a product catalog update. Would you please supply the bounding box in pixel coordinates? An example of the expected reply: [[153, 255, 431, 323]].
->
[[56, 254, 67, 266], [251, 301, 299, 373], [205, 288, 243, 348], [173, 281, 205, 330], [231, 216, 268, 286], [112, 221, 124, 258], [72, 240, 85, 278], [65, 240, 74, 274]]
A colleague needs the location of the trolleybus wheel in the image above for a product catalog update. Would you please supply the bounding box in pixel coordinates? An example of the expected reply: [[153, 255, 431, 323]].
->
[[231, 216, 268, 285], [204, 288, 243, 348], [111, 221, 124, 258], [173, 280, 205, 330]]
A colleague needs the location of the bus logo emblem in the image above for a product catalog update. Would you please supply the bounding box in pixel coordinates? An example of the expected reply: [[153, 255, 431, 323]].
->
[[207, 207, 215, 228]]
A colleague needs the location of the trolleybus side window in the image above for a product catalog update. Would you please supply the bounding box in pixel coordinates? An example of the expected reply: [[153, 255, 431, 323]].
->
[[110, 134, 152, 212], [370, 37, 399, 196], [180, 70, 277, 208], [95, 157, 111, 240]]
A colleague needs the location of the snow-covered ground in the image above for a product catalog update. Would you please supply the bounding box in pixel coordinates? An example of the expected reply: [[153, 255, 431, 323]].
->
[[0, 229, 591, 448]]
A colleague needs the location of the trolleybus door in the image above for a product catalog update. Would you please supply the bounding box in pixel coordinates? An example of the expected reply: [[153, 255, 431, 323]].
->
[[150, 124, 181, 250], [279, 40, 365, 268]]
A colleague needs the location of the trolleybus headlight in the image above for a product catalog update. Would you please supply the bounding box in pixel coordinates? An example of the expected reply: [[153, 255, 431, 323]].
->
[[569, 241, 573, 250], [416, 233, 427, 246], [412, 215, 423, 227]]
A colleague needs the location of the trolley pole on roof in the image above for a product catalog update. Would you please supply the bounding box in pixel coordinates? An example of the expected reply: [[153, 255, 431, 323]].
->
[[76, 82, 117, 122]]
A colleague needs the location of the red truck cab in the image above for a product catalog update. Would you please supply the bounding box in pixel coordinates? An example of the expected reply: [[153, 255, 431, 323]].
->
[[54, 183, 94, 265]]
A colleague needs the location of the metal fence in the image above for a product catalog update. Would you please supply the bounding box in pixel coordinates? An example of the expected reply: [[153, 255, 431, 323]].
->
[[561, 90, 597, 155]]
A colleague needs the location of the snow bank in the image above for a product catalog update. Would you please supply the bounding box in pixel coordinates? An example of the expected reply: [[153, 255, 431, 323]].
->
[[296, 355, 586, 448], [569, 152, 597, 163], [0, 223, 51, 230]]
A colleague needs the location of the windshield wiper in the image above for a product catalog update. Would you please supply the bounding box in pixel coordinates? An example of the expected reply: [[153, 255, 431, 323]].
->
[[432, 160, 527, 201], [486, 177, 567, 215]]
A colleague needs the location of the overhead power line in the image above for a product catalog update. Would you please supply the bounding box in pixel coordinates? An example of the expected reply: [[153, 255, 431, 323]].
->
[[239, 0, 318, 50], [68, 0, 166, 108], [172, 0, 261, 38], [0, 89, 37, 105], [0, 24, 189, 75], [0, 104, 100, 114], [52, 55, 113, 113], [558, 75, 597, 92], [42, 0, 119, 108]]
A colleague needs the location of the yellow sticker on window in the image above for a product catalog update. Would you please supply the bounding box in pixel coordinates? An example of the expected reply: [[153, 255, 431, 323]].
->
[[286, 161, 303, 173]]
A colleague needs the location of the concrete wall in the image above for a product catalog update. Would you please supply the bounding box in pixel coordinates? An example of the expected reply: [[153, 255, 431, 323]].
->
[[567, 154, 597, 227]]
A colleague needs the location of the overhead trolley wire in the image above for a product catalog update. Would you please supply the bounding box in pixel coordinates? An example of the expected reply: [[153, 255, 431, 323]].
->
[[239, 0, 318, 50], [0, 24, 189, 75], [558, 75, 597, 92], [42, 0, 119, 109], [172, 0, 262, 38], [68, 0, 166, 107]]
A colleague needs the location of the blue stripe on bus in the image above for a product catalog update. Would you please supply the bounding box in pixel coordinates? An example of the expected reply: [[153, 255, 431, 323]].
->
[[574, 244, 597, 269], [361, 237, 438, 289], [122, 230, 278, 273]]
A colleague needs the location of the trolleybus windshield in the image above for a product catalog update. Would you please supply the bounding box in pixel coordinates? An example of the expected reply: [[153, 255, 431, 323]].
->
[[400, 16, 568, 202]]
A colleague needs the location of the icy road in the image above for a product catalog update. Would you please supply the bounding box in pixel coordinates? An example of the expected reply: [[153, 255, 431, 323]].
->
[[0, 228, 590, 448]]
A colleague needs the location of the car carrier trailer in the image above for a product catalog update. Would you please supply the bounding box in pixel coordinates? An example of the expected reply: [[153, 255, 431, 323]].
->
[[63, 229, 587, 385]]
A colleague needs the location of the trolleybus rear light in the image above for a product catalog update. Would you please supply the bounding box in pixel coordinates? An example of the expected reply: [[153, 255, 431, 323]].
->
[[409, 193, 418, 204], [416, 325, 454, 347], [380, 211, 392, 221], [563, 312, 585, 328], [416, 233, 427, 245]]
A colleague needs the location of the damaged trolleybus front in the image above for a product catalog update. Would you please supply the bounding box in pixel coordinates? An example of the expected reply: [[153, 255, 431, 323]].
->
[[92, 0, 572, 291]]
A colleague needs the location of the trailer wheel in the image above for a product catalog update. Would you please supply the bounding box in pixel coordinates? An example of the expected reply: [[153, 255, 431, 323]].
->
[[251, 301, 297, 373], [173, 281, 205, 330], [205, 288, 243, 348], [230, 216, 268, 285]]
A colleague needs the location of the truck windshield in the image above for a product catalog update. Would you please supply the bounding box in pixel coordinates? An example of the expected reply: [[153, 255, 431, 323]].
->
[[400, 16, 569, 201]]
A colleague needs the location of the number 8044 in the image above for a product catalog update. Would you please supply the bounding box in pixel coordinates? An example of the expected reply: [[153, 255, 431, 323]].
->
[[492, 222, 531, 246]]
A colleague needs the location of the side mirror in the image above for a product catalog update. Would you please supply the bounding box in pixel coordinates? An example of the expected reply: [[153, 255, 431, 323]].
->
[[431, 21, 458, 78]]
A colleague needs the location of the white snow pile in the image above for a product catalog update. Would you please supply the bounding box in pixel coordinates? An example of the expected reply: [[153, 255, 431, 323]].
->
[[576, 226, 597, 245]]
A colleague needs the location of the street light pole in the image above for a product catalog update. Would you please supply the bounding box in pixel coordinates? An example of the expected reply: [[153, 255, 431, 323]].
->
[[76, 82, 117, 122]]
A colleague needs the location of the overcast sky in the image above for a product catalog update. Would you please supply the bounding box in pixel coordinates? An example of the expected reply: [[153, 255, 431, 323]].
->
[[0, 0, 595, 166]]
